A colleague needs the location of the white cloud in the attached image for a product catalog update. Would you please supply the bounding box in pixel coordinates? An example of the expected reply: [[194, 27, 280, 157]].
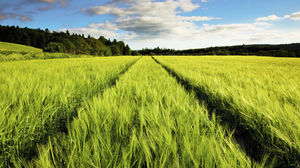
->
[[256, 11, 300, 21], [284, 11, 300, 21], [89, 21, 119, 31], [178, 0, 199, 12], [86, 5, 132, 17], [81, 0, 219, 40], [202, 23, 260, 33], [63, 1, 300, 49], [126, 22, 300, 50], [58, 23, 118, 39], [179, 16, 221, 21], [85, 0, 199, 17], [256, 14, 282, 21], [254, 22, 272, 26], [63, 19, 300, 50]]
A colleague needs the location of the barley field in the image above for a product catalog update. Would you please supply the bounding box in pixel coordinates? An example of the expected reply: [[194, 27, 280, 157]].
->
[[0, 55, 299, 167], [154, 56, 300, 167]]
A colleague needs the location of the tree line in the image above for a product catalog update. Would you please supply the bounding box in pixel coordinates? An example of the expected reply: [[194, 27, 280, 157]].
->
[[138, 44, 300, 57], [1, 24, 299, 57], [0, 25, 131, 56]]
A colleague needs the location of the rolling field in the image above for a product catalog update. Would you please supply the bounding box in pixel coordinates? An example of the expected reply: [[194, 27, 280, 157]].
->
[[0, 42, 43, 53], [0, 42, 92, 62], [0, 55, 299, 167]]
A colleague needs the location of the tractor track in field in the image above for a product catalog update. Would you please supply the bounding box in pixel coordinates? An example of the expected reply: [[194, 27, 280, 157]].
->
[[101, 57, 142, 92], [39, 57, 142, 149], [151, 56, 300, 168], [1, 57, 141, 166], [58, 57, 142, 134]]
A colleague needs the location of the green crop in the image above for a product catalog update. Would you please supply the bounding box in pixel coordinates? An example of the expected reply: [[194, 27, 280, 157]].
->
[[21, 57, 253, 168], [155, 56, 300, 167], [0, 57, 138, 166], [1, 55, 298, 167]]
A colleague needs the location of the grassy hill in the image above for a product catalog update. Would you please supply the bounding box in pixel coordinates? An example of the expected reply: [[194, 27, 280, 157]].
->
[[0, 41, 92, 61], [0, 41, 43, 53]]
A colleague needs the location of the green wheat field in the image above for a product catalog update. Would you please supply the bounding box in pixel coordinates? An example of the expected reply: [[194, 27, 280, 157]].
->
[[0, 43, 300, 168]]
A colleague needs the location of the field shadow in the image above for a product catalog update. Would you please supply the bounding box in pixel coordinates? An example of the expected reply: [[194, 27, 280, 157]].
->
[[152, 56, 300, 168]]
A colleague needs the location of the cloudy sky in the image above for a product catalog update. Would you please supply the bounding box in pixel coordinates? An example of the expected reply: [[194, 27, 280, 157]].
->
[[0, 0, 300, 49]]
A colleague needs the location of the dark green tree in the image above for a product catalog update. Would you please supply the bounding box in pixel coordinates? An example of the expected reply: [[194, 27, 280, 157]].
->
[[44, 42, 66, 52], [124, 45, 131, 55], [110, 45, 121, 56]]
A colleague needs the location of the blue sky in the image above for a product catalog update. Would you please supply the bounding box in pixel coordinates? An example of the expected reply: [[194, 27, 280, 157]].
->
[[0, 0, 300, 49]]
